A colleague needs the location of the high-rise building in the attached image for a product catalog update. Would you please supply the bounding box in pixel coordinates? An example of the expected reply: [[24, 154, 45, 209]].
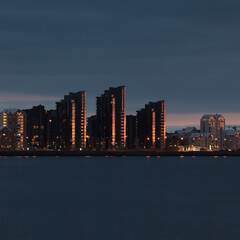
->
[[137, 101, 166, 150], [15, 111, 27, 150], [56, 91, 86, 150], [126, 115, 137, 149], [87, 115, 97, 150], [46, 110, 57, 149], [200, 114, 225, 150], [96, 86, 126, 149], [0, 109, 27, 150], [23, 105, 46, 149]]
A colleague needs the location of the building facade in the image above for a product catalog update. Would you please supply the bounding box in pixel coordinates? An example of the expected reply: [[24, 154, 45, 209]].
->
[[56, 91, 86, 150], [225, 130, 240, 150], [46, 110, 57, 149], [87, 115, 97, 150], [96, 86, 126, 149], [0, 109, 27, 150], [0, 127, 13, 150], [200, 114, 225, 150], [24, 105, 46, 149], [126, 115, 137, 149], [188, 132, 215, 151], [137, 101, 166, 150]]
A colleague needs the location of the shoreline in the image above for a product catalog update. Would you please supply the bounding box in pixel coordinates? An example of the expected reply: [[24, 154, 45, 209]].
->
[[0, 150, 240, 157]]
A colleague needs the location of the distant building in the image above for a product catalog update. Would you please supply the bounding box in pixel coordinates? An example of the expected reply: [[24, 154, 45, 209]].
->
[[0, 127, 13, 150], [166, 127, 199, 150], [188, 133, 214, 151], [137, 101, 166, 150], [174, 127, 198, 138], [46, 110, 57, 149], [200, 114, 225, 150], [126, 115, 137, 149], [96, 86, 126, 149], [224, 130, 240, 150], [56, 91, 87, 150], [23, 105, 46, 149], [0, 110, 27, 150], [87, 115, 97, 150]]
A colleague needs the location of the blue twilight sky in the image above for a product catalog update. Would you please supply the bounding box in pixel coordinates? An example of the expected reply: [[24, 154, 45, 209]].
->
[[1, 0, 240, 129]]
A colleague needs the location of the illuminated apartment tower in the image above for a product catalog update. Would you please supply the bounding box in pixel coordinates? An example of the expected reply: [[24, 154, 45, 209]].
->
[[14, 111, 27, 150], [0, 110, 27, 150], [56, 91, 86, 150], [96, 86, 126, 149], [200, 114, 225, 150], [137, 101, 166, 150]]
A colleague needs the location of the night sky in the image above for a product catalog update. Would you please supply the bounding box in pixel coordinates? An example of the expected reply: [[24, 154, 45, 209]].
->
[[1, 0, 240, 130]]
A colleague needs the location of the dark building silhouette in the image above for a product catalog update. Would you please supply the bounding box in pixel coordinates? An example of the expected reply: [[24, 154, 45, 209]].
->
[[137, 101, 166, 150], [24, 105, 46, 149], [0, 127, 13, 150], [87, 115, 97, 150], [96, 86, 126, 149], [46, 110, 57, 149], [56, 91, 86, 150], [126, 115, 137, 149]]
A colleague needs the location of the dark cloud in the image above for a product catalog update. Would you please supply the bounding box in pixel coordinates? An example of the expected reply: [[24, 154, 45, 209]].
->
[[1, 0, 240, 117]]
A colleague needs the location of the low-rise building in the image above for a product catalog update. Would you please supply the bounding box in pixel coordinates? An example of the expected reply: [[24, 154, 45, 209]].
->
[[188, 133, 214, 150], [225, 130, 240, 150]]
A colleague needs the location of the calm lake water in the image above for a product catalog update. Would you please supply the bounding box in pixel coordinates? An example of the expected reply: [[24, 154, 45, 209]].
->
[[1, 156, 240, 240]]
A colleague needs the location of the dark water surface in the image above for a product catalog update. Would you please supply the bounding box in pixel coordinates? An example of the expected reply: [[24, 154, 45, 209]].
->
[[1, 156, 240, 240]]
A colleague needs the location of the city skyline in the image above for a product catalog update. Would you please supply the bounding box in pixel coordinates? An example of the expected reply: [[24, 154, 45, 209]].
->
[[0, 86, 168, 151], [1, 95, 240, 151], [0, 88, 240, 132]]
